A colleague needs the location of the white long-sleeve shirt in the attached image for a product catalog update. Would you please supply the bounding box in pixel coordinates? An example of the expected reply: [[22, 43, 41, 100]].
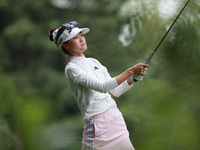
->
[[65, 56, 133, 122]]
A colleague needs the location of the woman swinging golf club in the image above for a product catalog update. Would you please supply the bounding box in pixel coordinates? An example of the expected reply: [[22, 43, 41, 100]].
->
[[49, 21, 148, 150]]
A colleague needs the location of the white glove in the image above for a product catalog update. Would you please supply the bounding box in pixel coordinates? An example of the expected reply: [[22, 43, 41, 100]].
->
[[134, 74, 144, 81]]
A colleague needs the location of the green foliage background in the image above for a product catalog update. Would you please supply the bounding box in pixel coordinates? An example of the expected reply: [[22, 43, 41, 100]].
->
[[0, 0, 200, 150]]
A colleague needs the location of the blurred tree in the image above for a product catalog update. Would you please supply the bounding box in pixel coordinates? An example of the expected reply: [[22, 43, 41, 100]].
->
[[0, 0, 199, 150]]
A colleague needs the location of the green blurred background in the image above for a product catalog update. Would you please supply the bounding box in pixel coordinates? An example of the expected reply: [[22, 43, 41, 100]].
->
[[0, 0, 200, 150]]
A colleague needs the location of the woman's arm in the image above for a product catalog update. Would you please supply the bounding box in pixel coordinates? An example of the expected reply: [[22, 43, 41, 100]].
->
[[65, 62, 148, 94], [65, 65, 118, 93], [109, 63, 149, 97]]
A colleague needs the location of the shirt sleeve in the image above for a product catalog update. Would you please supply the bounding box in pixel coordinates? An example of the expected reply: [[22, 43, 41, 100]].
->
[[110, 80, 133, 97], [65, 64, 118, 93], [100, 65, 133, 97]]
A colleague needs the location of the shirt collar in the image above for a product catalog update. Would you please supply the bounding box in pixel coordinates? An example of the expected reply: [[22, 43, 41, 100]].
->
[[70, 55, 86, 61]]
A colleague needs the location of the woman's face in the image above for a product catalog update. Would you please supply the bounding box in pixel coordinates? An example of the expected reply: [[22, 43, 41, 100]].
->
[[63, 32, 87, 56]]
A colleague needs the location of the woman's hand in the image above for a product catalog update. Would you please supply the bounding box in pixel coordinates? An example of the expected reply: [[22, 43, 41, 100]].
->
[[128, 63, 149, 76], [115, 63, 149, 85]]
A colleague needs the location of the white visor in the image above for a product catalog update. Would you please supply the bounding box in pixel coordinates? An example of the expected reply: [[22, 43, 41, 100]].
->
[[53, 27, 89, 47]]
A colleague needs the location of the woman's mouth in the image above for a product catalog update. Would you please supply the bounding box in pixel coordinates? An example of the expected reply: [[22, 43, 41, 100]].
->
[[81, 43, 86, 46]]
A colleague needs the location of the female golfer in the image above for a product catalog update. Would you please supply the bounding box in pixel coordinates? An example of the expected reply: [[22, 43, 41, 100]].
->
[[49, 21, 148, 150]]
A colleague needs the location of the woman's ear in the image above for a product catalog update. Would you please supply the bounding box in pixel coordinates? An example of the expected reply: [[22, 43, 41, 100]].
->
[[62, 42, 68, 49]]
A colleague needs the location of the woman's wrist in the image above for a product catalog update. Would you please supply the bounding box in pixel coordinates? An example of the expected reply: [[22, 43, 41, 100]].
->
[[127, 69, 132, 76], [127, 68, 134, 76]]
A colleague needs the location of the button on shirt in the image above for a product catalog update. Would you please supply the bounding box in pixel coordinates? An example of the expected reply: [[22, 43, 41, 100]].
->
[[65, 56, 133, 122]]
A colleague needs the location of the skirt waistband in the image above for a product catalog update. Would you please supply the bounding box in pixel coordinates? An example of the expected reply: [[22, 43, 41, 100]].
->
[[85, 106, 119, 123]]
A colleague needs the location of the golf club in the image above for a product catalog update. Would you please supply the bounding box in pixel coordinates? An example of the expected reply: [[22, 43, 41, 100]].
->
[[134, 0, 191, 82]]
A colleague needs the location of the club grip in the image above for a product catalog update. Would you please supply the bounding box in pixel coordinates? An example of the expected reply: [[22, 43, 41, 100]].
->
[[133, 75, 144, 82]]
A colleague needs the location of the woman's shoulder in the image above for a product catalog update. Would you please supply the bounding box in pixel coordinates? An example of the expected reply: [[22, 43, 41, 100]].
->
[[65, 61, 79, 71]]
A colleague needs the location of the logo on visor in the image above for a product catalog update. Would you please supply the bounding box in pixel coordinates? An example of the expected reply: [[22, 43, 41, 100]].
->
[[62, 21, 78, 34]]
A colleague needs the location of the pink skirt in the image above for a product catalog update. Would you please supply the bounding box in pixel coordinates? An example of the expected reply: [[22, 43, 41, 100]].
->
[[81, 107, 135, 150]]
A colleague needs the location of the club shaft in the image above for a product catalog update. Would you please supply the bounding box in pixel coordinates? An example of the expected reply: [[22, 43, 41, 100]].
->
[[145, 0, 190, 64]]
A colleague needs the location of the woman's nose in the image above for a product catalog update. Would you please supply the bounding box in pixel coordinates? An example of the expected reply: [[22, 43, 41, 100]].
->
[[80, 36, 84, 42]]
